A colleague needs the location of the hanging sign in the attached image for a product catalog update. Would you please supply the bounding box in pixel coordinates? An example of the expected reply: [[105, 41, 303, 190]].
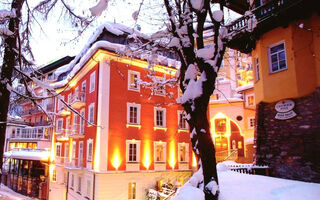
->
[[274, 99, 296, 120]]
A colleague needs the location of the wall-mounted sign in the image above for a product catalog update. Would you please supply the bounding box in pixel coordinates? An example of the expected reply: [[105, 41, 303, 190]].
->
[[275, 99, 296, 120], [275, 110, 297, 120], [275, 100, 295, 113]]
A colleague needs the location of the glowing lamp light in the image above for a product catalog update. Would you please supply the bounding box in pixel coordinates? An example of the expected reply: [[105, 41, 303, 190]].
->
[[49, 164, 55, 180], [192, 152, 197, 168], [112, 151, 121, 170], [69, 81, 76, 88], [143, 150, 151, 170], [169, 142, 176, 170]]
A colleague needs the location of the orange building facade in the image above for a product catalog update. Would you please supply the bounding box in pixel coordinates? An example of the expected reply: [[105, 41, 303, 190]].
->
[[49, 24, 193, 200]]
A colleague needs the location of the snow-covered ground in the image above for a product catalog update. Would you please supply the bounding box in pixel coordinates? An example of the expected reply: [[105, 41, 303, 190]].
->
[[0, 184, 33, 200], [174, 163, 320, 200], [219, 171, 320, 200]]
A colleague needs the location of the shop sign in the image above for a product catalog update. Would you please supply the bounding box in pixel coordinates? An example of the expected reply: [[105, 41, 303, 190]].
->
[[275, 100, 295, 112], [274, 99, 296, 120], [275, 110, 297, 120]]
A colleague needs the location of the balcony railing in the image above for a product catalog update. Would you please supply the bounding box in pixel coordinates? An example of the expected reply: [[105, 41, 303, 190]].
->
[[10, 126, 51, 140], [68, 124, 85, 139], [70, 92, 86, 109], [56, 157, 84, 168], [226, 0, 305, 52], [227, 0, 292, 33]]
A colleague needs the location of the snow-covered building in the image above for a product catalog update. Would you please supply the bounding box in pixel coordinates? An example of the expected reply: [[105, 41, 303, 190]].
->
[[48, 23, 194, 200]]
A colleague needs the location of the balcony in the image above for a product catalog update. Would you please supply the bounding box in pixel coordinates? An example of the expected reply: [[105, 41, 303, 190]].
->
[[21, 109, 32, 116], [68, 124, 85, 139], [226, 0, 312, 53], [10, 126, 51, 140], [70, 92, 86, 109], [58, 105, 71, 116], [56, 129, 69, 141], [46, 103, 55, 112]]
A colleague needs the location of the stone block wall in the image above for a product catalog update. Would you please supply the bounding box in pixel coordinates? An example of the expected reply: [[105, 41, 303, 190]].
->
[[255, 88, 320, 183]]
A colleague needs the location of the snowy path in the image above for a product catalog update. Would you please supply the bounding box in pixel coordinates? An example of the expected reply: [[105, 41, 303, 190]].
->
[[0, 184, 33, 200], [219, 171, 320, 200]]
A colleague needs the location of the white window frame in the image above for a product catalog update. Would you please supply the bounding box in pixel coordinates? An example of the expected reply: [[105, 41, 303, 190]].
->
[[65, 143, 69, 159], [246, 94, 255, 107], [52, 169, 57, 182], [178, 143, 189, 163], [72, 141, 76, 159], [248, 117, 255, 129], [154, 107, 166, 127], [268, 41, 287, 73], [79, 141, 83, 167], [126, 140, 141, 163], [56, 143, 62, 157], [87, 139, 93, 163], [80, 109, 85, 134], [178, 110, 188, 130], [89, 71, 96, 93], [88, 103, 94, 125], [254, 57, 260, 82], [81, 80, 87, 93], [127, 103, 141, 125], [128, 70, 140, 92], [56, 118, 63, 133], [154, 141, 166, 163]]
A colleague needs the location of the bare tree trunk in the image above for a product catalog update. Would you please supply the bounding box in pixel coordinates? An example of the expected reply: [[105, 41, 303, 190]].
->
[[0, 0, 24, 183]]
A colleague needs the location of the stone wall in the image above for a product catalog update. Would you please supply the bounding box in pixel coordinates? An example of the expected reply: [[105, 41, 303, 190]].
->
[[255, 88, 320, 183]]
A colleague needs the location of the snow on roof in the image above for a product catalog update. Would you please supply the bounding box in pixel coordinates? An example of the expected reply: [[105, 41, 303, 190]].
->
[[51, 22, 178, 89], [4, 149, 50, 161], [235, 83, 253, 92]]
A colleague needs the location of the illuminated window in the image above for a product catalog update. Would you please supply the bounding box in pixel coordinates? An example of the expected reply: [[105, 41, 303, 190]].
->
[[178, 110, 187, 129], [72, 141, 76, 160], [80, 109, 85, 134], [154, 107, 166, 127], [79, 141, 83, 167], [56, 118, 63, 132], [81, 80, 86, 101], [128, 182, 136, 200], [127, 140, 140, 163], [238, 141, 242, 149], [178, 143, 189, 162], [87, 139, 93, 162], [127, 103, 141, 125], [269, 42, 287, 73], [248, 117, 255, 129], [52, 170, 57, 182], [88, 103, 94, 124], [154, 142, 166, 162], [246, 94, 255, 107], [215, 118, 226, 133], [89, 71, 95, 93], [56, 143, 61, 157], [128, 70, 140, 91], [77, 176, 82, 194], [254, 58, 260, 82]]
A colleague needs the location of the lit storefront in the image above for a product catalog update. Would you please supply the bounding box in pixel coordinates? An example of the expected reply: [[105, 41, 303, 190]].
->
[[2, 149, 50, 199]]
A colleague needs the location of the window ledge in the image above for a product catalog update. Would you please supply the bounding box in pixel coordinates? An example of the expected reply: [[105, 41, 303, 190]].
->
[[128, 87, 140, 92], [126, 124, 141, 129], [153, 126, 167, 131], [178, 129, 188, 133]]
